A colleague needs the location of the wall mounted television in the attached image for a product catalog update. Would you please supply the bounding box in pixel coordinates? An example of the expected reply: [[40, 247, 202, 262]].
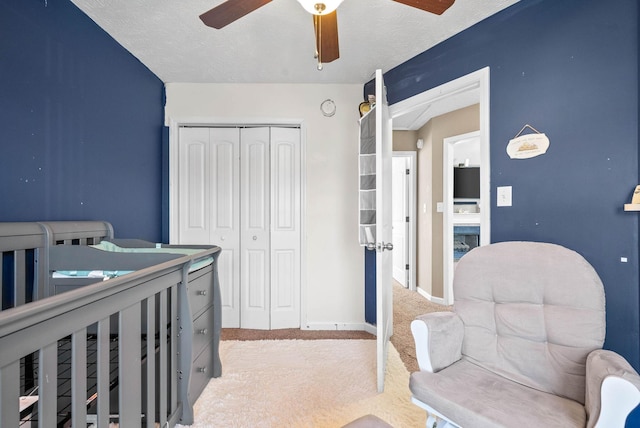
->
[[454, 167, 480, 199]]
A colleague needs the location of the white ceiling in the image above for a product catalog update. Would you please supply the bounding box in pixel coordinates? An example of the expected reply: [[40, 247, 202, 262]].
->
[[70, 0, 519, 84]]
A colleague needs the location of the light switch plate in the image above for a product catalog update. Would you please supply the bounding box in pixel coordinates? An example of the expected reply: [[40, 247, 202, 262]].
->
[[497, 186, 512, 207]]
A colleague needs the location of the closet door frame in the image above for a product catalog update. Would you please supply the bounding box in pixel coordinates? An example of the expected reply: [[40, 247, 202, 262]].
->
[[168, 118, 307, 329]]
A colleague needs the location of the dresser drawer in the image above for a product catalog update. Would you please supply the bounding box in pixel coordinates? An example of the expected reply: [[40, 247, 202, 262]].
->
[[188, 343, 212, 404], [187, 270, 213, 317], [192, 307, 213, 358]]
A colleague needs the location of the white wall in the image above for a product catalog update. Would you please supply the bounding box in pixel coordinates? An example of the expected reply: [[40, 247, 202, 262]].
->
[[164, 83, 365, 330]]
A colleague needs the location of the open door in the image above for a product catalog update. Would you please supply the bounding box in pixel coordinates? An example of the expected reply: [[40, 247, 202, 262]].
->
[[375, 69, 393, 392], [392, 156, 409, 287]]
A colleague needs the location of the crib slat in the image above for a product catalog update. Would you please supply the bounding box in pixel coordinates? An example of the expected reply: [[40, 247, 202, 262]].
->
[[39, 342, 58, 424], [170, 285, 178, 412], [72, 329, 87, 426], [119, 303, 141, 426], [35, 247, 47, 301], [0, 361, 19, 427], [97, 318, 110, 427], [158, 289, 168, 426], [14, 249, 26, 307], [0, 256, 3, 309], [146, 297, 156, 426]]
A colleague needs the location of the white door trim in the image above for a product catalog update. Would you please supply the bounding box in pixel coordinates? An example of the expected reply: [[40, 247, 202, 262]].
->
[[443, 131, 481, 306], [168, 117, 307, 329], [392, 151, 417, 291], [388, 67, 491, 305]]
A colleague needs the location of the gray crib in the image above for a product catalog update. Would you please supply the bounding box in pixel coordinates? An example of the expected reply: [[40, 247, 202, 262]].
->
[[0, 221, 221, 427]]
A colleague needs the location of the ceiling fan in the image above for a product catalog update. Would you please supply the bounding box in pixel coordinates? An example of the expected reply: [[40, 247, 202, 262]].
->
[[199, 0, 455, 69]]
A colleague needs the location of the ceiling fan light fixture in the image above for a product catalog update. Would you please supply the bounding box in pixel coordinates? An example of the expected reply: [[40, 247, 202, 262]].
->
[[296, 0, 344, 15]]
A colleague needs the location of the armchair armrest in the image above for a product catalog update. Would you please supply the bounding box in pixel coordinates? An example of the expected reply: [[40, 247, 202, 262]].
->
[[585, 349, 640, 428], [410, 312, 464, 373]]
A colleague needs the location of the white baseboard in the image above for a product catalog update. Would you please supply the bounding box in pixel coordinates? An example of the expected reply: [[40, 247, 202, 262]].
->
[[417, 287, 446, 305], [303, 322, 374, 333], [363, 323, 377, 335]]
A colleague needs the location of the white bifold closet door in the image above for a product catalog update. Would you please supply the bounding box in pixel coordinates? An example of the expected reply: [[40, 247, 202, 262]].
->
[[177, 126, 300, 330]]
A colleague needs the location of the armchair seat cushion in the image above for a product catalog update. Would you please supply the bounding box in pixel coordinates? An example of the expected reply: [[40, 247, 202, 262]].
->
[[410, 359, 586, 428]]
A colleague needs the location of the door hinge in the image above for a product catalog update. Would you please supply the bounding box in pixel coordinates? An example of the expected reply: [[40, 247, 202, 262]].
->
[[406, 216, 410, 222], [406, 168, 410, 175], [405, 264, 410, 270]]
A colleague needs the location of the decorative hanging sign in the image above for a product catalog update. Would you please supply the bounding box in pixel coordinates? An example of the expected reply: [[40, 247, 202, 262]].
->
[[506, 124, 549, 159]]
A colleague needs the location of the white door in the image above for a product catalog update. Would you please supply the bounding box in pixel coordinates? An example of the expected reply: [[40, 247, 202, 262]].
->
[[375, 69, 394, 393], [240, 127, 271, 329], [239, 127, 302, 330], [270, 127, 302, 329], [392, 157, 408, 287], [178, 127, 241, 327], [176, 126, 301, 330]]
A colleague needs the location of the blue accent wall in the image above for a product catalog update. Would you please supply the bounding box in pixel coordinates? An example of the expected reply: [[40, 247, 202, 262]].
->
[[367, 0, 639, 423], [364, 248, 376, 324], [0, 0, 165, 241]]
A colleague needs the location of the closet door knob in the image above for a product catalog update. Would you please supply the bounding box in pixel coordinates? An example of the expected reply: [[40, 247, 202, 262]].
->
[[197, 290, 207, 296], [198, 329, 208, 335], [253, 236, 257, 241], [196, 367, 207, 373]]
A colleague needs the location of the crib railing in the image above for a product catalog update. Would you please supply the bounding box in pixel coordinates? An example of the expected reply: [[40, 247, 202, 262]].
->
[[40, 221, 114, 246], [0, 256, 189, 427], [0, 222, 49, 308], [0, 221, 114, 309]]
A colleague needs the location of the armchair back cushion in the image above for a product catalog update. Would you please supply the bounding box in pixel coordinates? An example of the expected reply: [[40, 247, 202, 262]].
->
[[454, 242, 605, 404]]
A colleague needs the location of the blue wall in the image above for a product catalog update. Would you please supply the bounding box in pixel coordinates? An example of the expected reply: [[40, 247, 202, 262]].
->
[[0, 0, 165, 241], [371, 0, 639, 364], [368, 0, 639, 423]]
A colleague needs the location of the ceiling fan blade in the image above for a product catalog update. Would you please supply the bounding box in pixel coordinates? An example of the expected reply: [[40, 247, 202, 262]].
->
[[199, 0, 272, 29], [313, 11, 339, 64], [392, 0, 454, 15]]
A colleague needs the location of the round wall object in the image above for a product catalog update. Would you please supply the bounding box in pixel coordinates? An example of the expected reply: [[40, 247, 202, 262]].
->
[[321, 99, 336, 117]]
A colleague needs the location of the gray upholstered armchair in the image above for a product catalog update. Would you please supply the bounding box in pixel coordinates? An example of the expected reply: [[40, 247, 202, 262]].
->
[[410, 242, 640, 428]]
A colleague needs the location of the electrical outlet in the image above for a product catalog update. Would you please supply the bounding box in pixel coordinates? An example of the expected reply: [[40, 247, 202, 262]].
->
[[497, 186, 512, 207]]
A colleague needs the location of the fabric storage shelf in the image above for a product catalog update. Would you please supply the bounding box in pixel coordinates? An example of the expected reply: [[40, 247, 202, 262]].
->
[[359, 107, 377, 247]]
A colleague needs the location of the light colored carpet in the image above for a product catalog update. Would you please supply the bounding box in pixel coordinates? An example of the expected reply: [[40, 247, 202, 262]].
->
[[392, 282, 452, 373], [178, 340, 425, 428]]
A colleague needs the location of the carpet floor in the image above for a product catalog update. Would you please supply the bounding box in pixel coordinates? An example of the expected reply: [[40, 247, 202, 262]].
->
[[220, 282, 450, 374], [179, 283, 449, 427], [177, 340, 425, 428], [390, 282, 452, 373], [221, 328, 374, 341]]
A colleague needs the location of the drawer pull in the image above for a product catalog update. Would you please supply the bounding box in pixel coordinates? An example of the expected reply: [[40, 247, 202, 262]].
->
[[198, 328, 208, 335], [196, 290, 207, 296], [196, 366, 207, 373]]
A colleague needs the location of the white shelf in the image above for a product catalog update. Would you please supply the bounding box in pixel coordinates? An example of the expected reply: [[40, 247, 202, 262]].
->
[[624, 204, 640, 212], [453, 213, 481, 224]]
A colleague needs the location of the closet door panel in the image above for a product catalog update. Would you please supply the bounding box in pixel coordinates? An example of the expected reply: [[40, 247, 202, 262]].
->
[[209, 128, 241, 328], [213, 141, 236, 229], [240, 127, 270, 329], [246, 249, 268, 308], [178, 125, 301, 330], [270, 128, 301, 329], [178, 128, 210, 243], [272, 249, 295, 320]]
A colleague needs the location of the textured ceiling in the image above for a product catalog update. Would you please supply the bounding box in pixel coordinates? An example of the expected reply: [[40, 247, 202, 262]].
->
[[70, 0, 519, 84]]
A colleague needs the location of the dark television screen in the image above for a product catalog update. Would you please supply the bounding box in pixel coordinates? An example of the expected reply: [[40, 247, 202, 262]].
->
[[454, 167, 480, 199]]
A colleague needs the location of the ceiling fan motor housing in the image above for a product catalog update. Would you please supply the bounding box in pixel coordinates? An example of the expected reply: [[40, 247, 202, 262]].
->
[[296, 0, 344, 15]]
